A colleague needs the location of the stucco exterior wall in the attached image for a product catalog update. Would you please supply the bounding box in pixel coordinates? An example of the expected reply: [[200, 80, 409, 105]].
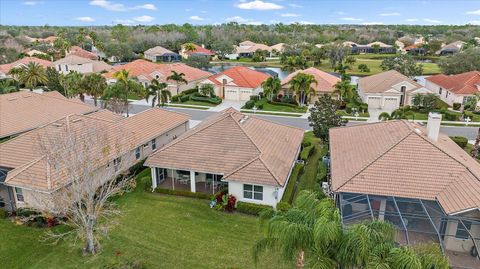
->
[[56, 63, 93, 74], [228, 181, 284, 208]]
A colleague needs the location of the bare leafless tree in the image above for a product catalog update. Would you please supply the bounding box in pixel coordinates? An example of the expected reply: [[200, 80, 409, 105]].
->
[[29, 116, 135, 255]]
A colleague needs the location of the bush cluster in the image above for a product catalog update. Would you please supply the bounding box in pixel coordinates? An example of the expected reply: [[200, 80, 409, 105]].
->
[[244, 100, 255, 109], [154, 188, 211, 200], [190, 95, 222, 104], [236, 201, 273, 216], [442, 110, 459, 121], [450, 136, 468, 149], [300, 145, 316, 162], [281, 163, 304, 204], [452, 103, 461, 110]]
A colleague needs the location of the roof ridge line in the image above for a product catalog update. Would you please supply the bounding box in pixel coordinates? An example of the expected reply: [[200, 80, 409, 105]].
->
[[230, 113, 263, 153], [258, 156, 282, 186], [4, 156, 45, 184], [335, 125, 414, 191], [223, 156, 260, 179]]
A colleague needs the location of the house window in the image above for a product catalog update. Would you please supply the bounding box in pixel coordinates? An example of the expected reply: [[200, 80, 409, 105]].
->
[[135, 147, 141, 159], [151, 138, 157, 150], [58, 65, 61, 71], [455, 220, 472, 239], [243, 184, 263, 200], [439, 88, 442, 95], [15, 187, 24, 202], [113, 157, 121, 171], [65, 65, 68, 72], [400, 86, 406, 93]]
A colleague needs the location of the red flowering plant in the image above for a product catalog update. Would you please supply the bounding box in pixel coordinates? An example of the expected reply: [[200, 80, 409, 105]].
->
[[224, 195, 237, 212]]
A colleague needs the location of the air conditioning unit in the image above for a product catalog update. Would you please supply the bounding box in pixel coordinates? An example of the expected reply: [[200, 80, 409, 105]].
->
[[321, 182, 330, 195]]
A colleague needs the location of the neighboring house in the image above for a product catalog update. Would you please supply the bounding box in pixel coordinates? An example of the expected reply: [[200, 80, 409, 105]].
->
[[269, 43, 285, 56], [0, 57, 53, 78], [404, 44, 426, 55], [179, 43, 215, 59], [280, 67, 341, 103], [436, 41, 466, 55], [0, 91, 97, 139], [229, 40, 284, 59], [328, 115, 480, 269], [54, 55, 112, 74], [66, 46, 98, 61], [199, 66, 270, 101], [344, 41, 396, 54], [425, 71, 480, 107], [357, 70, 432, 112], [145, 108, 304, 208], [144, 46, 181, 62], [104, 59, 212, 94], [0, 108, 190, 212], [34, 36, 57, 45], [24, 49, 48, 57]]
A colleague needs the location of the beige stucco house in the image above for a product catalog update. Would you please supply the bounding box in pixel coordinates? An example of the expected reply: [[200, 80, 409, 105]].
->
[[54, 55, 112, 74], [425, 71, 480, 107]]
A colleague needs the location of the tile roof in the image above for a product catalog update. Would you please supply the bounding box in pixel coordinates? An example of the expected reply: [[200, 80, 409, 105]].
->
[[206, 66, 270, 88], [183, 44, 215, 56], [329, 120, 480, 215], [0, 57, 53, 74], [281, 67, 341, 93], [145, 108, 304, 187], [236, 43, 272, 54], [53, 55, 113, 73], [426, 71, 480, 95], [144, 46, 176, 56], [357, 70, 422, 93], [0, 91, 97, 138], [104, 59, 212, 83], [67, 46, 98, 60], [0, 108, 190, 192]]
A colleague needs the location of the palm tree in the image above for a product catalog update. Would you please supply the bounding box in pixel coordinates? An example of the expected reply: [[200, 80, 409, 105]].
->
[[261, 77, 281, 101], [333, 80, 354, 102], [60, 71, 84, 100], [166, 71, 187, 95], [183, 43, 197, 53], [199, 84, 215, 97], [81, 73, 107, 106], [146, 78, 170, 107], [113, 70, 144, 117], [16, 62, 48, 91], [0, 78, 19, 94], [288, 72, 317, 106]]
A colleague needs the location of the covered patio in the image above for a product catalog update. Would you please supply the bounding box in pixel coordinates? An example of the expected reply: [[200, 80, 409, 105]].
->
[[151, 167, 227, 194], [338, 193, 480, 269]]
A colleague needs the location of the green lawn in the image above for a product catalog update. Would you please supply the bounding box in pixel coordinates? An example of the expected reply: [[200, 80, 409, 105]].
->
[[0, 172, 290, 269]]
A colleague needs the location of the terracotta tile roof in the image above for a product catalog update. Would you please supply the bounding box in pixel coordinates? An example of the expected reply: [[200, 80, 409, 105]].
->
[[88, 109, 124, 122], [67, 46, 98, 60], [0, 57, 53, 74], [145, 108, 304, 187], [144, 46, 176, 56], [329, 120, 480, 215], [104, 59, 212, 83], [281, 67, 341, 93], [206, 66, 270, 88], [358, 70, 422, 93], [183, 44, 215, 56], [0, 108, 190, 192], [0, 91, 97, 138], [236, 43, 272, 54], [426, 71, 480, 95]]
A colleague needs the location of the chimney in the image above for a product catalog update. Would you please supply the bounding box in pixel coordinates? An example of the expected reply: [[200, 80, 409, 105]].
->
[[426, 112, 442, 142]]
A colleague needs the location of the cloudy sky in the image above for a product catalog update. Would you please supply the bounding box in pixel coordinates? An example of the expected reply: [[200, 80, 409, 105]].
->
[[1, 0, 479, 26]]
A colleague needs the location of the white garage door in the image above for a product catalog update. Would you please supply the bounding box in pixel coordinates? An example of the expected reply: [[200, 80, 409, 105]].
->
[[383, 97, 399, 112], [239, 89, 252, 101], [225, 89, 239, 101], [368, 97, 381, 109]]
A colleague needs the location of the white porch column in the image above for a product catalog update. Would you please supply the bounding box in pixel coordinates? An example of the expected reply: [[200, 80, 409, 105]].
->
[[378, 198, 387, 221], [190, 171, 196, 193], [151, 168, 157, 191], [171, 169, 175, 191]]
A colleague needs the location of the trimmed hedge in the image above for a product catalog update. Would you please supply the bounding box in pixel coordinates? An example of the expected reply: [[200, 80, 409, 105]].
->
[[443, 110, 459, 121], [276, 202, 291, 212], [453, 103, 461, 110], [244, 100, 255, 109], [281, 162, 304, 204], [182, 88, 199, 95], [450, 136, 468, 149], [316, 159, 327, 183], [300, 145, 315, 162], [171, 95, 179, 102], [190, 95, 222, 104], [268, 100, 299, 108], [154, 188, 211, 200], [0, 208, 7, 219], [179, 95, 190, 102], [236, 201, 273, 216]]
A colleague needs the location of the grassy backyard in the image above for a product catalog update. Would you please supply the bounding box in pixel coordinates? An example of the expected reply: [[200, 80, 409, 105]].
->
[[0, 172, 290, 269]]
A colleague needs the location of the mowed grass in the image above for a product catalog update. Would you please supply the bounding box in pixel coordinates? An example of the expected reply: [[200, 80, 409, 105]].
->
[[0, 175, 291, 269]]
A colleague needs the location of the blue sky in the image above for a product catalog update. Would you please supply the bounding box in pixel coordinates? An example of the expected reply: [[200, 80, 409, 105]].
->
[[1, 0, 479, 26]]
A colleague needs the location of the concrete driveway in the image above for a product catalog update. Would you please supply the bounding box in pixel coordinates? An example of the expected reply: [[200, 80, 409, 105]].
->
[[209, 100, 245, 112], [368, 108, 382, 122]]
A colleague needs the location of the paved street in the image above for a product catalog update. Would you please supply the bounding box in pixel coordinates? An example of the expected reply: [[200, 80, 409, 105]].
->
[[87, 100, 480, 140]]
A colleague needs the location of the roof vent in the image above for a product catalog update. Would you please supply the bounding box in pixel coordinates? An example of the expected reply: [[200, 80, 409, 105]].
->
[[239, 115, 249, 124], [53, 122, 63, 127], [72, 118, 82, 123], [7, 97, 18, 101], [23, 94, 32, 98], [414, 128, 421, 134]]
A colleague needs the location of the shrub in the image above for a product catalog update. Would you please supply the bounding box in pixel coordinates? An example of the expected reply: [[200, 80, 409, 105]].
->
[[179, 95, 190, 102], [450, 136, 468, 149], [249, 95, 259, 101], [182, 87, 198, 95], [244, 100, 255, 109], [256, 103, 263, 109], [443, 110, 459, 121], [171, 95, 179, 102], [154, 188, 211, 200], [300, 145, 315, 162], [453, 103, 461, 110], [378, 112, 391, 121], [236, 201, 273, 216], [190, 95, 222, 104], [316, 160, 327, 183], [0, 208, 7, 219], [268, 100, 299, 108], [276, 202, 291, 212], [281, 162, 304, 204], [358, 64, 370, 73]]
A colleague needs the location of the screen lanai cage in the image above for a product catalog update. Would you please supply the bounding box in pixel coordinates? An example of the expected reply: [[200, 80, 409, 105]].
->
[[337, 192, 480, 268]]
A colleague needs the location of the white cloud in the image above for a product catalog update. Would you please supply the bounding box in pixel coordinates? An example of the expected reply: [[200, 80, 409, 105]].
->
[[379, 12, 400, 16], [185, 8, 192, 12], [341, 17, 364, 21], [469, 20, 480, 25], [133, 4, 156, 10], [22, 1, 42, 5], [90, 0, 126, 11], [133, 15, 155, 22], [289, 3, 302, 8], [201, 10, 207, 13], [236, 0, 283, 10], [281, 13, 300, 17], [74, 16, 95, 22], [362, 21, 384, 25], [423, 18, 441, 24], [466, 9, 480, 15], [335, 11, 346, 15], [406, 18, 419, 22], [189, 15, 204, 21], [226, 16, 250, 23]]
